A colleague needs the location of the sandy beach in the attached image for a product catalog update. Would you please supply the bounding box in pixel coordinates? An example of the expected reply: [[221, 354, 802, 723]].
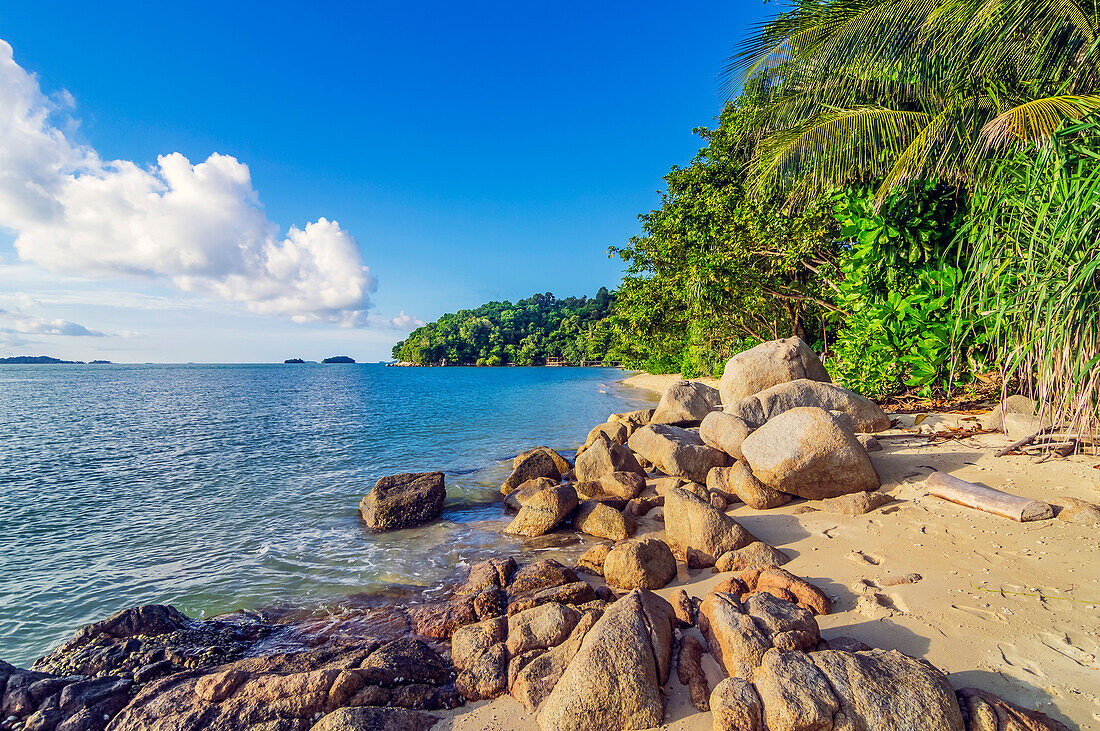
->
[[437, 379, 1100, 730]]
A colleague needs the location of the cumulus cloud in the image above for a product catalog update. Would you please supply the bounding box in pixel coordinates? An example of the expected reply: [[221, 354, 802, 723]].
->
[[0, 38, 376, 325], [0, 308, 106, 337], [389, 311, 425, 330]]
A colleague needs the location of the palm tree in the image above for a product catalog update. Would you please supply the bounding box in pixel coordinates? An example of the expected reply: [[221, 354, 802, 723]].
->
[[729, 0, 1100, 204]]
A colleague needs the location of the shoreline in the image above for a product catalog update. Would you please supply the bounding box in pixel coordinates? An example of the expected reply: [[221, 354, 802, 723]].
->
[[3, 370, 1096, 730]]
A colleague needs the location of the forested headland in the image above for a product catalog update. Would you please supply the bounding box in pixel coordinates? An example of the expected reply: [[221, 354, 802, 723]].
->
[[394, 0, 1099, 434]]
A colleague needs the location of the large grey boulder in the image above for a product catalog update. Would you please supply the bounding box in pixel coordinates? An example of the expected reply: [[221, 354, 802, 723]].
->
[[360, 472, 446, 531], [730, 378, 891, 433], [603, 537, 677, 590], [740, 407, 880, 500], [651, 380, 722, 426], [700, 411, 755, 460], [575, 434, 645, 482], [664, 487, 757, 566], [719, 337, 831, 404], [537, 589, 675, 731], [627, 423, 728, 483]]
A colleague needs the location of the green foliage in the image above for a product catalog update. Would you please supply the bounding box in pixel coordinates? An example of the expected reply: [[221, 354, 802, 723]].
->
[[610, 104, 841, 374], [961, 119, 1100, 433], [391, 289, 616, 366]]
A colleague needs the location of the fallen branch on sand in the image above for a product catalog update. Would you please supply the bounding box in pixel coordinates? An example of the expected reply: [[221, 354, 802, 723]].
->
[[926, 471, 1054, 522]]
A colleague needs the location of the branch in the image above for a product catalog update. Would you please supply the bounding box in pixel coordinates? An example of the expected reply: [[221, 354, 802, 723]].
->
[[761, 287, 849, 315]]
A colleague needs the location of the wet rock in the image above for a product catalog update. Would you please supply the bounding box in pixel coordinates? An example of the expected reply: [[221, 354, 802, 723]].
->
[[450, 617, 507, 670], [677, 634, 709, 711], [309, 706, 440, 731], [507, 603, 581, 656], [504, 483, 578, 537], [730, 379, 891, 433], [507, 582, 596, 615], [664, 487, 757, 566], [738, 566, 831, 615], [603, 537, 677, 590], [714, 542, 790, 573], [508, 559, 577, 596], [708, 463, 792, 510], [700, 411, 755, 461], [956, 686, 1070, 731], [740, 407, 880, 500], [503, 477, 558, 511], [574, 543, 612, 576], [821, 490, 894, 515], [360, 472, 446, 531], [454, 642, 507, 701], [574, 434, 646, 482], [651, 380, 722, 427], [510, 611, 598, 711], [628, 424, 728, 483], [572, 501, 636, 541], [454, 557, 517, 596], [710, 676, 764, 731], [360, 639, 448, 687], [502, 450, 562, 495], [537, 590, 675, 731], [719, 337, 831, 404], [408, 595, 478, 639], [585, 421, 629, 448], [808, 649, 965, 730]]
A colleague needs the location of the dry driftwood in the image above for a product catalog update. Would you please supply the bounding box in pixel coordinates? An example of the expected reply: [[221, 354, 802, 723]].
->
[[926, 471, 1054, 522]]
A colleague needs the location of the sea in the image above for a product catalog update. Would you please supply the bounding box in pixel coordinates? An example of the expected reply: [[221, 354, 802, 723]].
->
[[0, 363, 651, 667]]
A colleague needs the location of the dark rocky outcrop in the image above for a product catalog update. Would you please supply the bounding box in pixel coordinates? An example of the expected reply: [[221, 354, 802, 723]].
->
[[360, 472, 446, 531]]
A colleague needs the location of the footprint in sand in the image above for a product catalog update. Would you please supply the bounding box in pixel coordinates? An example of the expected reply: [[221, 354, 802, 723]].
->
[[1040, 632, 1097, 668], [847, 550, 882, 566], [951, 603, 1006, 622], [996, 643, 1047, 678], [851, 578, 909, 618]]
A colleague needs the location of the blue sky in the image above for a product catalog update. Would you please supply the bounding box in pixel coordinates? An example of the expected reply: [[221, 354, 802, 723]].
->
[[0, 1, 779, 362]]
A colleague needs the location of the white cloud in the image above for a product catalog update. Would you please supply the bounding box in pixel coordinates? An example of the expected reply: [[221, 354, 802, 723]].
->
[[0, 38, 376, 326], [0, 308, 106, 337], [389, 310, 425, 330]]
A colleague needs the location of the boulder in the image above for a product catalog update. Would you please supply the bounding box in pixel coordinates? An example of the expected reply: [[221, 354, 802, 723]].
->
[[409, 594, 481, 639], [603, 537, 677, 590], [575, 543, 612, 576], [572, 500, 636, 541], [608, 409, 654, 436], [714, 542, 791, 573], [360, 639, 449, 687], [857, 434, 883, 452], [503, 477, 558, 511], [719, 337, 831, 404], [700, 411, 755, 460], [572, 481, 629, 509], [652, 476, 684, 494], [751, 649, 840, 730], [360, 472, 446, 531], [710, 677, 764, 731], [628, 424, 728, 483], [698, 592, 772, 679], [309, 707, 440, 731], [677, 634, 710, 711], [507, 582, 596, 615], [1057, 497, 1100, 526], [738, 566, 831, 615], [740, 407, 880, 500], [504, 483, 578, 537], [1005, 411, 1058, 441], [651, 380, 722, 426], [664, 487, 757, 566], [956, 687, 1070, 731], [455, 557, 517, 596], [514, 446, 573, 477], [537, 590, 675, 731], [585, 421, 629, 448], [730, 379, 891, 433], [510, 610, 599, 711], [506, 603, 582, 656], [624, 495, 663, 519], [451, 617, 507, 670], [575, 434, 645, 482], [508, 559, 578, 596], [598, 471, 647, 499], [454, 642, 507, 701], [978, 395, 1039, 432], [671, 588, 696, 627], [707, 463, 792, 510], [820, 490, 894, 516], [502, 451, 561, 495]]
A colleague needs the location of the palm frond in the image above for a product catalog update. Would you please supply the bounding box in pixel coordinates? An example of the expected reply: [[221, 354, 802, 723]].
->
[[980, 95, 1100, 150]]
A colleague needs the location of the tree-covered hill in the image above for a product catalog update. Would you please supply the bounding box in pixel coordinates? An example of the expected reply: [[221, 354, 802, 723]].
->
[[391, 289, 615, 366]]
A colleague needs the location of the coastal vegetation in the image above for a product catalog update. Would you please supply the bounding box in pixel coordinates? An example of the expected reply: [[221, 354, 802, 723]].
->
[[391, 289, 615, 366]]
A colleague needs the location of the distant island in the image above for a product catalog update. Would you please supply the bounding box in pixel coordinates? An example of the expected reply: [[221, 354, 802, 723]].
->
[[322, 356, 356, 364], [90, 360, 113, 364], [391, 289, 615, 367], [0, 356, 90, 365], [283, 358, 306, 364]]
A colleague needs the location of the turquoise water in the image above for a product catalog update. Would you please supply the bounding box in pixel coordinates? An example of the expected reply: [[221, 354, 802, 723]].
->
[[0, 364, 648, 666]]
